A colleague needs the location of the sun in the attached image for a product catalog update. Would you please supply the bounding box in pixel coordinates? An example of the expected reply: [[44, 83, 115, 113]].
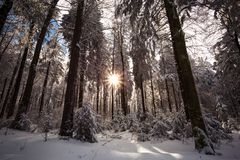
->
[[108, 73, 120, 86]]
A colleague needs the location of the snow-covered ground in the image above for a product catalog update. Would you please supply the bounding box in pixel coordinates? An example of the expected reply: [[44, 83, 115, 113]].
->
[[0, 129, 239, 160]]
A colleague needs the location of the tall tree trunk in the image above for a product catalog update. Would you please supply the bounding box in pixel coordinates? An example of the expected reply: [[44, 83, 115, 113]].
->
[[164, 0, 211, 152], [59, 0, 84, 137], [38, 61, 51, 117], [0, 0, 13, 34], [111, 27, 116, 120], [99, 87, 103, 115], [11, 0, 59, 129], [96, 75, 100, 114], [140, 75, 146, 114], [0, 78, 7, 103], [157, 80, 164, 111], [111, 86, 114, 120], [19, 81, 25, 104], [150, 70, 156, 116], [171, 79, 179, 112], [75, 80, 79, 108], [7, 22, 35, 119], [234, 31, 240, 54], [78, 46, 86, 108], [103, 84, 107, 118], [119, 29, 127, 116], [0, 52, 21, 118], [0, 32, 14, 61], [46, 80, 54, 107], [162, 56, 172, 112], [60, 82, 66, 108]]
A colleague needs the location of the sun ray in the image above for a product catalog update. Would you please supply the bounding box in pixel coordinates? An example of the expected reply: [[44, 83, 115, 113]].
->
[[107, 73, 121, 87]]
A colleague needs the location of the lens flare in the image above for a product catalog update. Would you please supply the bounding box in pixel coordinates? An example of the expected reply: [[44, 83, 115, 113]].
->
[[108, 73, 120, 86]]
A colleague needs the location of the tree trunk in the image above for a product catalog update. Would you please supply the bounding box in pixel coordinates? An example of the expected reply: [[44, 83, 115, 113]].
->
[[6, 22, 35, 119], [111, 26, 116, 120], [96, 75, 100, 114], [46, 80, 54, 107], [234, 31, 240, 54], [162, 56, 172, 112], [171, 79, 179, 112], [103, 84, 107, 118], [0, 78, 7, 103], [140, 75, 146, 114], [38, 61, 51, 117], [59, 0, 84, 137], [0, 0, 13, 34], [164, 0, 211, 152], [19, 81, 25, 104], [119, 29, 127, 116], [150, 69, 156, 116], [99, 87, 103, 115], [111, 86, 114, 120], [0, 52, 21, 118], [75, 80, 79, 108], [157, 80, 164, 111], [78, 46, 86, 108], [12, 0, 59, 127]]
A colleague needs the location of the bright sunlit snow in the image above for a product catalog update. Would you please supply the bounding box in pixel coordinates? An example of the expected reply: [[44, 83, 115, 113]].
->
[[0, 129, 239, 160]]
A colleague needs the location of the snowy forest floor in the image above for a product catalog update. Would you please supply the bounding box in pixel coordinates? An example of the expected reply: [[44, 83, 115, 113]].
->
[[0, 129, 239, 160]]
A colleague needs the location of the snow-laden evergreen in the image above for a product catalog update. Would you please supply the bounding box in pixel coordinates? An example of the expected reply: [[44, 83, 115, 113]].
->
[[73, 104, 97, 143]]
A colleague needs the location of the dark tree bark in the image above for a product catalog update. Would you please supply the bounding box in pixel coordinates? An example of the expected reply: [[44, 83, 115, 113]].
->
[[111, 29, 116, 120], [140, 75, 146, 114], [157, 80, 164, 111], [163, 0, 211, 152], [171, 79, 179, 112], [38, 61, 51, 117], [60, 83, 66, 108], [150, 69, 156, 116], [0, 78, 7, 103], [177, 89, 182, 108], [162, 56, 172, 112], [234, 31, 240, 54], [0, 0, 13, 34], [6, 22, 35, 119], [46, 80, 54, 107], [19, 81, 26, 104], [103, 84, 107, 118], [59, 0, 84, 137], [119, 29, 127, 116], [75, 81, 79, 108], [11, 0, 59, 129], [96, 74, 100, 114], [0, 52, 21, 118], [78, 46, 86, 108], [99, 88, 103, 115], [111, 86, 114, 120]]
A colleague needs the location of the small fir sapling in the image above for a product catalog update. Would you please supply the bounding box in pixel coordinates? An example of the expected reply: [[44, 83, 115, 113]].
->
[[112, 109, 127, 132], [170, 111, 192, 140], [126, 113, 139, 132], [13, 114, 32, 131], [150, 120, 170, 140], [193, 127, 215, 155], [204, 114, 232, 144], [73, 104, 97, 143], [39, 109, 53, 142]]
